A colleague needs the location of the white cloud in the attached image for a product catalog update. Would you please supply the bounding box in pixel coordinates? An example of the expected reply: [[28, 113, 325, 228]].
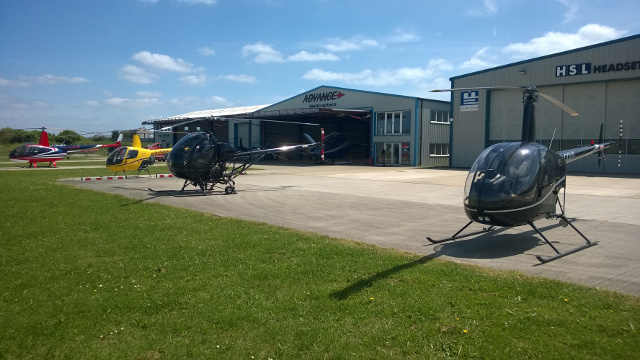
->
[[428, 58, 455, 72], [179, 74, 209, 86], [388, 29, 420, 43], [30, 74, 88, 84], [85, 100, 100, 107], [31, 101, 51, 109], [467, 0, 498, 16], [136, 91, 162, 98], [132, 51, 194, 73], [459, 47, 497, 70], [503, 24, 627, 59], [241, 42, 284, 63], [0, 75, 87, 87], [557, 0, 579, 24], [105, 97, 161, 107], [321, 37, 380, 52], [118, 65, 157, 84], [287, 51, 340, 62], [207, 95, 232, 107], [0, 77, 29, 87], [302, 59, 454, 87], [222, 74, 257, 83], [198, 46, 215, 56]]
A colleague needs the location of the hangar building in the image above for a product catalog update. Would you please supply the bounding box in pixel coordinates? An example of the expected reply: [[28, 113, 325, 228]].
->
[[143, 86, 451, 167], [448, 34, 640, 174]]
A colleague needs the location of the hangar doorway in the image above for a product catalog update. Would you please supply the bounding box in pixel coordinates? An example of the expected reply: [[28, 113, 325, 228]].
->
[[232, 108, 372, 164]]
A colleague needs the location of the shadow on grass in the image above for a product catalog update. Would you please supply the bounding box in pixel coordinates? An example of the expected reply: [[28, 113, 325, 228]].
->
[[331, 256, 433, 300]]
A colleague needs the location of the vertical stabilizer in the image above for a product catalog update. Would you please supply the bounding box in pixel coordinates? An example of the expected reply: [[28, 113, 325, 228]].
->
[[39, 131, 50, 147], [132, 134, 142, 148]]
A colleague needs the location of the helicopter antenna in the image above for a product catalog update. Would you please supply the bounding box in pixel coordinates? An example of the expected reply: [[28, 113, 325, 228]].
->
[[549, 128, 557, 149]]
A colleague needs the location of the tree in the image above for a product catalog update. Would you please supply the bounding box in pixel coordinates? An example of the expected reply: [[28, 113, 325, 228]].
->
[[90, 134, 110, 143], [55, 130, 84, 145], [0, 128, 40, 144]]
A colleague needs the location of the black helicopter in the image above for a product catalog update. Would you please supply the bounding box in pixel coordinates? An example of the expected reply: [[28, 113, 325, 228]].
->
[[427, 86, 612, 263], [159, 130, 318, 195]]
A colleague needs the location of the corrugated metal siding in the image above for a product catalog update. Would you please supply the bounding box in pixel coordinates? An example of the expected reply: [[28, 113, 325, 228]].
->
[[451, 35, 640, 174], [420, 115, 450, 167], [450, 89, 488, 167], [604, 80, 640, 174]]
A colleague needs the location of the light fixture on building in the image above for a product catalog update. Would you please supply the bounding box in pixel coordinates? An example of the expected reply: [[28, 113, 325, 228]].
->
[[518, 70, 526, 75]]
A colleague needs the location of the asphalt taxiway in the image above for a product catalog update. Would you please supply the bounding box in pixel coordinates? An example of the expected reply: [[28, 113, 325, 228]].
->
[[64, 164, 640, 297]]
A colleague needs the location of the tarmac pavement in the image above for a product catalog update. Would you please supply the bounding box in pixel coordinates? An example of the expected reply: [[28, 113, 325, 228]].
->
[[64, 164, 640, 297]]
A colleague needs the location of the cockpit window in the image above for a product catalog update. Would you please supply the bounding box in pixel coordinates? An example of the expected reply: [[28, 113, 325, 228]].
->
[[167, 132, 218, 180], [106, 147, 127, 165], [126, 149, 138, 159], [10, 146, 25, 157], [465, 143, 541, 210], [190, 142, 215, 168]]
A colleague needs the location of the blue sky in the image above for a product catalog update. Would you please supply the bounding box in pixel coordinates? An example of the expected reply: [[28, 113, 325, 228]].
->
[[1, 0, 637, 133]]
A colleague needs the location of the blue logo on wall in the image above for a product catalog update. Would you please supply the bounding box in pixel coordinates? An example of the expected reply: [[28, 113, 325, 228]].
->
[[461, 91, 479, 106]]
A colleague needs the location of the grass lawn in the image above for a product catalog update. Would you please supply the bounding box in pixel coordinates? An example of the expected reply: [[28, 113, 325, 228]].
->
[[1, 167, 639, 359]]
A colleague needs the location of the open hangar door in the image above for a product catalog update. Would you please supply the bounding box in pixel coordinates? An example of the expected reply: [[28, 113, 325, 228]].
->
[[235, 108, 371, 163]]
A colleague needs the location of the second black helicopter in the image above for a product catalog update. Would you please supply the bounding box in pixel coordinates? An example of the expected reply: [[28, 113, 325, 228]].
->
[[427, 86, 612, 263], [159, 130, 318, 195]]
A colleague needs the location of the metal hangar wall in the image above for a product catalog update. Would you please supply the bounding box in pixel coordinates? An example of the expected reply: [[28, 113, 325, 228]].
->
[[448, 34, 640, 174]]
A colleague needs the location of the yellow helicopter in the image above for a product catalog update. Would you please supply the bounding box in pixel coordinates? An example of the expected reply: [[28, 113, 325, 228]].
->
[[106, 134, 171, 176]]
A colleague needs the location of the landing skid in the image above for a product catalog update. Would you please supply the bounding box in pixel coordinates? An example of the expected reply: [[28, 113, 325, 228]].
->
[[148, 179, 236, 197], [531, 214, 597, 264], [426, 214, 596, 264], [426, 221, 496, 244]]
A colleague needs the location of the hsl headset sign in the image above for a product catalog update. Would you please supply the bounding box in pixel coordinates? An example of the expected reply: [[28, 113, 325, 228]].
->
[[461, 90, 479, 112]]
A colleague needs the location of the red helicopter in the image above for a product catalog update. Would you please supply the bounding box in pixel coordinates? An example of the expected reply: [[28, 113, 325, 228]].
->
[[8, 128, 122, 168]]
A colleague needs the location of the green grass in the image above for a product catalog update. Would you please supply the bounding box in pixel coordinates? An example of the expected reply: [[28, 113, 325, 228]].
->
[[1, 168, 639, 359]]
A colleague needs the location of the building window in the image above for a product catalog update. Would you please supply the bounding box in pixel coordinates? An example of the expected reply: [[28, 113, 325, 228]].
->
[[430, 109, 450, 123], [376, 110, 411, 135], [430, 143, 449, 157], [627, 139, 640, 154]]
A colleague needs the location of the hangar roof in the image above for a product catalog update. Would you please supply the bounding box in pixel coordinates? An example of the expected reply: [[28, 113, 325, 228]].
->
[[143, 105, 372, 127], [142, 104, 270, 125]]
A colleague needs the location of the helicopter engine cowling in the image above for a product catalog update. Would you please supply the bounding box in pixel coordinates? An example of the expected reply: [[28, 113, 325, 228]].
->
[[464, 142, 566, 227], [167, 131, 219, 181], [218, 143, 235, 162]]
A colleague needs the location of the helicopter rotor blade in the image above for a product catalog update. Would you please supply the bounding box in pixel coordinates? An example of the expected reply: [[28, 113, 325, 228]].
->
[[431, 86, 522, 93], [432, 86, 579, 116], [223, 117, 320, 127], [537, 92, 579, 116]]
